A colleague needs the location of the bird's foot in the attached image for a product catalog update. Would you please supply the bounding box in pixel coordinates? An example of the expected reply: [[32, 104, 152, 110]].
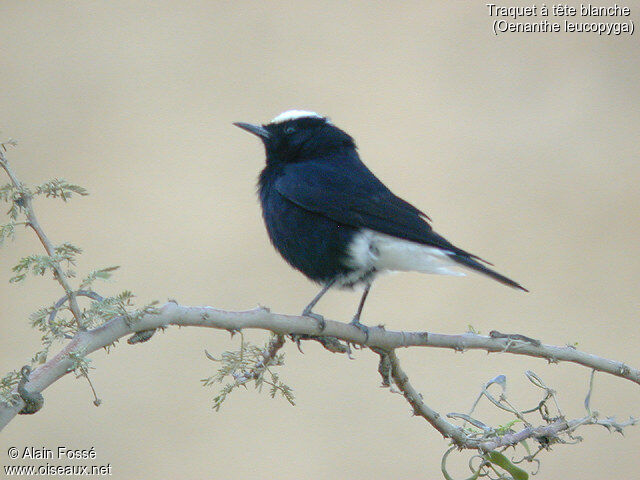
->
[[350, 317, 370, 344], [302, 309, 326, 333]]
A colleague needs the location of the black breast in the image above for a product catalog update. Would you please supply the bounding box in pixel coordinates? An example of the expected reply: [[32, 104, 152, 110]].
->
[[258, 168, 359, 284]]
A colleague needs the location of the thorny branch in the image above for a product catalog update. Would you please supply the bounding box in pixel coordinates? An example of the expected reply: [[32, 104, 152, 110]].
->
[[1, 302, 638, 443], [377, 350, 636, 454]]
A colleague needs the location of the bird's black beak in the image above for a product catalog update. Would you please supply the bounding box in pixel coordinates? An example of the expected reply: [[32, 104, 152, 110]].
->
[[233, 122, 271, 140]]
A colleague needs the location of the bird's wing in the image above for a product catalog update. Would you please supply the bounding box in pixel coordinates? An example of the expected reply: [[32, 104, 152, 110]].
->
[[274, 161, 461, 253], [275, 161, 527, 291]]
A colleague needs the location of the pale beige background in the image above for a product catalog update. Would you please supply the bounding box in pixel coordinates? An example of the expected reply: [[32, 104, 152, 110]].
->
[[1, 1, 639, 479]]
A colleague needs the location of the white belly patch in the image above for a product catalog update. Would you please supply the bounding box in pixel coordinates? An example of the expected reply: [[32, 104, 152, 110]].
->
[[346, 229, 465, 276]]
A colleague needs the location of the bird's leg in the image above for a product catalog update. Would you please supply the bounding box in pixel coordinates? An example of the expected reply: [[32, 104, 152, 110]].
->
[[301, 278, 336, 332], [350, 283, 371, 343]]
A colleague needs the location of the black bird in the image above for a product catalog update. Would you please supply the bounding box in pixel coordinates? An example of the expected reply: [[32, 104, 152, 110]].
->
[[234, 110, 527, 335]]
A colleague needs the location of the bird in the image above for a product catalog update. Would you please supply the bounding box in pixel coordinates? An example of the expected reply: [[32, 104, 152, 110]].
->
[[234, 110, 527, 337]]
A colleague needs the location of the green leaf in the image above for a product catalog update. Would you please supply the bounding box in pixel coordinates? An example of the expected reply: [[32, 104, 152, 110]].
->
[[0, 183, 15, 202], [35, 179, 88, 201], [0, 369, 22, 404], [79, 266, 120, 289], [202, 334, 293, 410], [54, 242, 83, 263], [495, 418, 522, 435], [519, 439, 532, 457], [7, 201, 20, 220], [485, 451, 528, 480], [0, 223, 16, 246], [10, 254, 57, 282]]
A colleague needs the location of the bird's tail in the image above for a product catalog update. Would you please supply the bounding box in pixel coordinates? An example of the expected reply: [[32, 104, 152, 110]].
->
[[448, 253, 528, 292]]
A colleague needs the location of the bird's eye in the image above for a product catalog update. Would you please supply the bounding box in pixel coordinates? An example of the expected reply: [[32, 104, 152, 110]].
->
[[284, 125, 296, 135]]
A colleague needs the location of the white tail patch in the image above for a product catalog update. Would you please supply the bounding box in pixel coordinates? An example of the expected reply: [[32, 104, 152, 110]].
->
[[271, 110, 324, 124], [347, 229, 465, 276]]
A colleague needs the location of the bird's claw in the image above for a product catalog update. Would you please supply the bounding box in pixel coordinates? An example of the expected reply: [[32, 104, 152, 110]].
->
[[350, 318, 370, 344], [302, 310, 326, 333]]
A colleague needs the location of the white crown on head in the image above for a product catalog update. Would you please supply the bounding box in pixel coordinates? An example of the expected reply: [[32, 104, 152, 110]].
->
[[271, 110, 325, 124]]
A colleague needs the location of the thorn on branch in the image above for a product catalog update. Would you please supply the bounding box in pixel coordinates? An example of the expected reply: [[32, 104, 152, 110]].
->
[[291, 334, 305, 353], [227, 328, 239, 337]]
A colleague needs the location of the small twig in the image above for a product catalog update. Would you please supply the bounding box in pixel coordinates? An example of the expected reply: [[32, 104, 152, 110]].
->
[[79, 370, 101, 407], [525, 370, 565, 420], [384, 350, 469, 445], [0, 150, 84, 330], [584, 369, 596, 415], [232, 334, 285, 385], [49, 290, 105, 339], [380, 348, 638, 452]]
